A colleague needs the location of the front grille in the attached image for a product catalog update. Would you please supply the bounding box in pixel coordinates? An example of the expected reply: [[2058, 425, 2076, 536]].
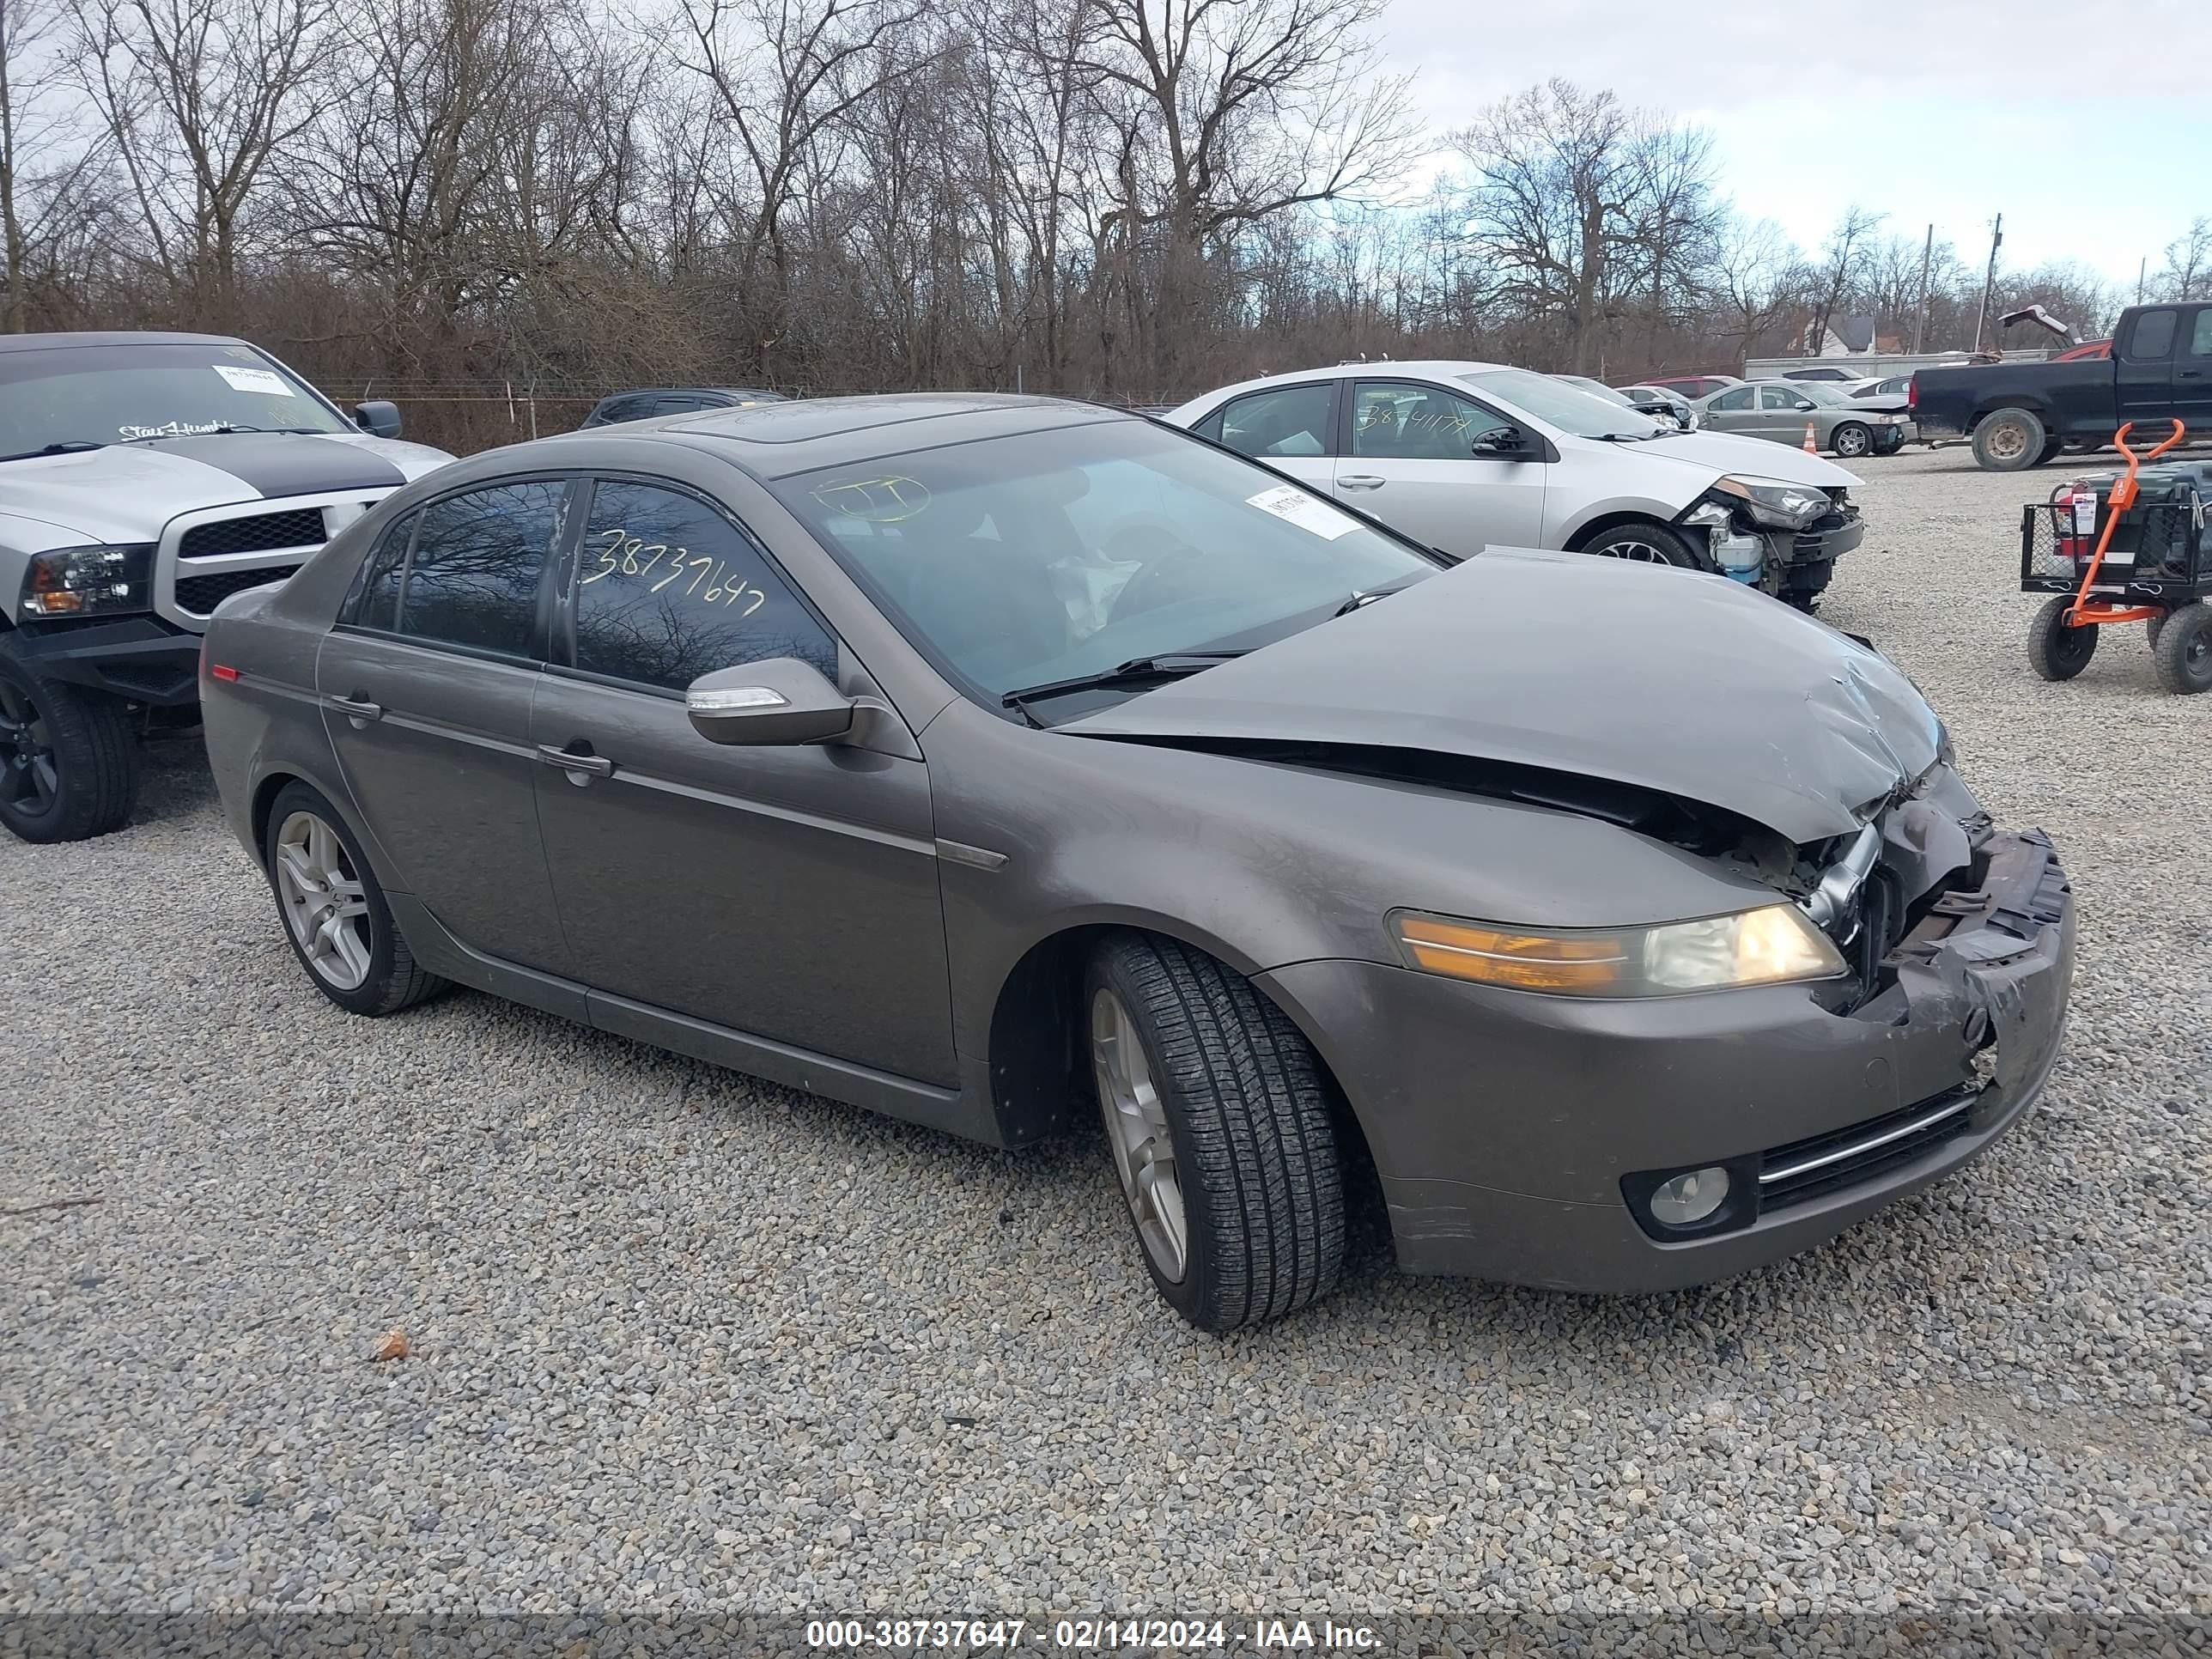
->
[[179, 507, 326, 559], [1758, 1086, 1978, 1213], [175, 565, 301, 616]]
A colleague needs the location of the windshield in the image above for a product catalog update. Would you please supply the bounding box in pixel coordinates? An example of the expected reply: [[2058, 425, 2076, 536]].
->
[[773, 419, 1439, 707], [0, 342, 350, 453], [1792, 381, 1856, 407], [1461, 368, 1662, 440]]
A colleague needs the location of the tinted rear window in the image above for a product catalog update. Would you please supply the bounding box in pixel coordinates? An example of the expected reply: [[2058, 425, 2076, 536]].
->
[[2128, 310, 2179, 361], [396, 480, 567, 657]]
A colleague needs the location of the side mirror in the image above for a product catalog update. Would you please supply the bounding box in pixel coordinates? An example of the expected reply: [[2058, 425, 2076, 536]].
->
[[1471, 425, 1531, 459], [355, 400, 403, 439], [685, 658, 854, 746], [1795, 399, 1817, 412]]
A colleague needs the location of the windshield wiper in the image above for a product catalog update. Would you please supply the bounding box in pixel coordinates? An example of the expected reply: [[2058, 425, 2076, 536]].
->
[[1001, 652, 1245, 709], [1334, 573, 1428, 616], [0, 441, 105, 463]]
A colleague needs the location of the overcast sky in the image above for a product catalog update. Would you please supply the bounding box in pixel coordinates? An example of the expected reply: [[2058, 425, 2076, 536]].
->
[[1376, 0, 2212, 290]]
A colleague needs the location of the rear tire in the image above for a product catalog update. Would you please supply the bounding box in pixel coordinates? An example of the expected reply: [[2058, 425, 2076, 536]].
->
[[2151, 601, 2212, 695], [2033, 438, 2066, 466], [0, 640, 140, 843], [2027, 596, 2098, 681], [262, 781, 447, 1016], [1576, 519, 1706, 570], [1973, 408, 2047, 472], [1086, 931, 1346, 1333]]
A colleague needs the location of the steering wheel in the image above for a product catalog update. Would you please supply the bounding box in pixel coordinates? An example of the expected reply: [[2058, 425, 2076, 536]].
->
[[1102, 524, 1208, 623]]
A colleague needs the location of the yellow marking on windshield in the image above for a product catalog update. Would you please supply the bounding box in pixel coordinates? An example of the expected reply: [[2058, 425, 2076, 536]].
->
[[810, 475, 932, 523]]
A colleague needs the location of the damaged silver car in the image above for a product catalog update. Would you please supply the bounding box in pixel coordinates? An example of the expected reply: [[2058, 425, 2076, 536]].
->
[[197, 395, 2075, 1332]]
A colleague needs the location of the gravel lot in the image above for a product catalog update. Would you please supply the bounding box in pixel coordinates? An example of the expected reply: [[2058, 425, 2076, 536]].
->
[[3, 445, 2209, 1631]]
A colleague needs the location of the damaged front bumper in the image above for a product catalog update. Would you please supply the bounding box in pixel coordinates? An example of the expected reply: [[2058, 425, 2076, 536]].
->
[[1256, 827, 2074, 1293]]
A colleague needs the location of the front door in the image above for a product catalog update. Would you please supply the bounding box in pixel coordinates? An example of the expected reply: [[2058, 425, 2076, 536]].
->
[[2171, 307, 2212, 435], [1331, 378, 1548, 553], [2116, 307, 2180, 431], [317, 477, 574, 975], [529, 475, 956, 1085]]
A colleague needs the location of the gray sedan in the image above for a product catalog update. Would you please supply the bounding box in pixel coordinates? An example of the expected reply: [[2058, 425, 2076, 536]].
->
[[198, 395, 2074, 1330], [1698, 380, 1915, 459]]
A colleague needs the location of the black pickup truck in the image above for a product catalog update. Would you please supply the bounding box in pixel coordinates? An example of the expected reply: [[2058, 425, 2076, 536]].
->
[[1911, 301, 2211, 471]]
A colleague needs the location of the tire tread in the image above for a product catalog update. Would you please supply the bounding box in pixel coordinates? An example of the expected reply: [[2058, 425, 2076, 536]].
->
[[1098, 932, 1344, 1331], [0, 641, 139, 842], [2151, 601, 2212, 695]]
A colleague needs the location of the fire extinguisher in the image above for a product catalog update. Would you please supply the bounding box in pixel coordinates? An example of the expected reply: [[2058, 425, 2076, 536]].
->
[[2051, 484, 2096, 563]]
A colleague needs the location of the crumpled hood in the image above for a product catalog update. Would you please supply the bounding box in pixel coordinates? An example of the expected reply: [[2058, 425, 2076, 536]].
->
[[1065, 549, 1941, 844], [0, 431, 453, 544], [1629, 428, 1863, 488]]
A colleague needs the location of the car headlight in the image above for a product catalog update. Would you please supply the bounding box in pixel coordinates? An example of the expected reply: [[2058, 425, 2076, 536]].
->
[[1390, 905, 1846, 997], [20, 544, 155, 618], [1711, 475, 1829, 531]]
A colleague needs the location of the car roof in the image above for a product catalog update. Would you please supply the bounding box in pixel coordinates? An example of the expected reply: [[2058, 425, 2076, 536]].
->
[[0, 329, 253, 352], [596, 386, 784, 401], [532, 392, 1133, 480], [1188, 360, 1514, 404]]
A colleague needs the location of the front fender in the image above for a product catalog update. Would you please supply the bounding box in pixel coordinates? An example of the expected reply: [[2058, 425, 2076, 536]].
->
[[924, 700, 1778, 1068]]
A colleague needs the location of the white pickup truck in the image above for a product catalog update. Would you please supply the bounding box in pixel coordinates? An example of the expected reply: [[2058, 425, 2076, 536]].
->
[[0, 331, 453, 842]]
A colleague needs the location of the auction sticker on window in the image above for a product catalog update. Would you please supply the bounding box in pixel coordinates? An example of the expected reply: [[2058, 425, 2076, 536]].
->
[[1245, 483, 1357, 539], [213, 364, 294, 396]]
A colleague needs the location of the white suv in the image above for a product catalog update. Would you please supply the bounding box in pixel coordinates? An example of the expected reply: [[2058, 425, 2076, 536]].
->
[[1166, 362, 1866, 611]]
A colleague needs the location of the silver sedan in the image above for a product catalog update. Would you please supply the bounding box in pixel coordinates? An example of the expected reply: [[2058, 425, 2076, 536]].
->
[[1697, 380, 1916, 459]]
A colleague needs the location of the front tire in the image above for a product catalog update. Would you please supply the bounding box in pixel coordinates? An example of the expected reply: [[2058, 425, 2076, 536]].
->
[[1086, 932, 1346, 1333], [2152, 601, 2212, 694], [262, 781, 447, 1016], [1973, 408, 2047, 472], [2027, 596, 2098, 681], [1832, 422, 1871, 459], [1576, 519, 1705, 569], [0, 641, 139, 843]]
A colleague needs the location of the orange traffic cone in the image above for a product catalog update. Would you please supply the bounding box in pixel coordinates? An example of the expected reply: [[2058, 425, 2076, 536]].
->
[[1802, 422, 1818, 453]]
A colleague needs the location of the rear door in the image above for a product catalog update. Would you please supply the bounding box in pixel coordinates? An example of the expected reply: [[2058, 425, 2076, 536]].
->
[[528, 474, 956, 1085], [1701, 384, 1756, 435], [317, 476, 576, 975], [1329, 377, 1547, 553], [2116, 307, 2180, 428], [1195, 381, 1339, 493]]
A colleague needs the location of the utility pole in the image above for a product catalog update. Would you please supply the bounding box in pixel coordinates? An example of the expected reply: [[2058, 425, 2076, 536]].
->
[[1911, 223, 1934, 354], [2136, 256, 2147, 304], [1971, 213, 2002, 355]]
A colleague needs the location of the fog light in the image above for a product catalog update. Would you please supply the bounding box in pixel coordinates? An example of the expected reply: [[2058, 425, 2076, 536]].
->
[[1650, 1166, 1729, 1226]]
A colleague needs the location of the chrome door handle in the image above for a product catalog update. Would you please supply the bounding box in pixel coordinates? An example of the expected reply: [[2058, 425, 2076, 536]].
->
[[536, 743, 614, 780], [327, 694, 382, 725], [1338, 474, 1387, 489]]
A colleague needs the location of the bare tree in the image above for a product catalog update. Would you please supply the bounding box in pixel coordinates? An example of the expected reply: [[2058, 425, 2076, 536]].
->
[[67, 0, 333, 322], [1448, 81, 1721, 374], [2156, 216, 2211, 303], [1805, 205, 1881, 356]]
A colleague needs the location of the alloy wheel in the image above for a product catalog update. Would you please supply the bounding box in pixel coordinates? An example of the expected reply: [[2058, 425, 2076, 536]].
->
[[1091, 986, 1188, 1283], [0, 680, 58, 818], [1591, 538, 1674, 564], [274, 810, 374, 989], [1834, 426, 1869, 457]]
